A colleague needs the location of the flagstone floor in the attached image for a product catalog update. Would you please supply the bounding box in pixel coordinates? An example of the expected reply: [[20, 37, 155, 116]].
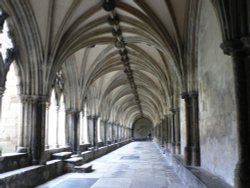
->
[[37, 141, 186, 188]]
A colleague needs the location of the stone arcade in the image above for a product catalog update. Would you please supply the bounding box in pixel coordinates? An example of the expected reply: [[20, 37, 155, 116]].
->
[[0, 0, 249, 188]]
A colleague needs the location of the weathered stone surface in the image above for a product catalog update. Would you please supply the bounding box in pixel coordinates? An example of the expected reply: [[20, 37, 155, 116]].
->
[[0, 153, 29, 173], [197, 1, 238, 185], [0, 160, 63, 188]]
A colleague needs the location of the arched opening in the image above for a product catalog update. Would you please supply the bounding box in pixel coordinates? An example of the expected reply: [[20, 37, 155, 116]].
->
[[47, 89, 66, 149], [0, 63, 21, 153], [132, 118, 153, 141]]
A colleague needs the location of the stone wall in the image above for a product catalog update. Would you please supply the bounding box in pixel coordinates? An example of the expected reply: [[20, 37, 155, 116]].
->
[[197, 1, 238, 185], [0, 153, 29, 173]]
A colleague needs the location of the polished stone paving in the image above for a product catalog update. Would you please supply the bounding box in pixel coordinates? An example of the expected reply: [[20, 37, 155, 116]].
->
[[37, 141, 186, 188]]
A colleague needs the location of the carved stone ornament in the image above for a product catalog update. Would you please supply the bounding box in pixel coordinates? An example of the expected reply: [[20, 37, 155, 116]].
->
[[103, 0, 116, 12]]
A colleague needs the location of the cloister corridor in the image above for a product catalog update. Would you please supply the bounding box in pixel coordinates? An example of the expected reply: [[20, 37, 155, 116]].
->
[[37, 141, 230, 188]]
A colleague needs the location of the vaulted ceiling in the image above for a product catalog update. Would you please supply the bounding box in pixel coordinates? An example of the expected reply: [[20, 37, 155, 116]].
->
[[0, 0, 194, 128]]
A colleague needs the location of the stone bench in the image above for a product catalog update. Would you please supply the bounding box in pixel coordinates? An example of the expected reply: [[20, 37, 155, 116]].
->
[[65, 157, 83, 165], [74, 163, 93, 173], [64, 157, 83, 172], [88, 147, 94, 151], [52, 151, 72, 160]]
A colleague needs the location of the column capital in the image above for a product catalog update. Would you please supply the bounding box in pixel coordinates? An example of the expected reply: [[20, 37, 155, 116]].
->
[[220, 39, 244, 56], [181, 92, 189, 99], [181, 91, 198, 99], [20, 94, 48, 104], [65, 108, 79, 114]]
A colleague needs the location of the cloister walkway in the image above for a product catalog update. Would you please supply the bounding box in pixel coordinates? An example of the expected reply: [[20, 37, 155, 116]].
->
[[37, 141, 186, 188]]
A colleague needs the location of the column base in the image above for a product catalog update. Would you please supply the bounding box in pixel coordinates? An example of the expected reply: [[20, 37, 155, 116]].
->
[[234, 161, 250, 188], [174, 143, 181, 155], [184, 146, 192, 166], [171, 142, 176, 154], [191, 146, 200, 166]]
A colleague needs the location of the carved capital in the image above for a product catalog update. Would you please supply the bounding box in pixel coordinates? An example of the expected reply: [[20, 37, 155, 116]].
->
[[189, 91, 198, 98], [220, 40, 244, 55], [20, 94, 48, 104], [181, 92, 189, 99]]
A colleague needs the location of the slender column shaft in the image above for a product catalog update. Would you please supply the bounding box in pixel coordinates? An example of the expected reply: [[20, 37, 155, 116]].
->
[[44, 102, 50, 149], [175, 108, 181, 154], [170, 111, 176, 154], [93, 116, 98, 147], [190, 92, 200, 166], [104, 120, 107, 144], [182, 93, 192, 165]]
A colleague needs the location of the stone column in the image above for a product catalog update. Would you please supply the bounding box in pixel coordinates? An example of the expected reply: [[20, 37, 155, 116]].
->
[[170, 110, 176, 154], [93, 116, 98, 148], [117, 124, 120, 142], [181, 93, 192, 165], [167, 115, 172, 151], [87, 116, 94, 146], [181, 92, 200, 166], [103, 120, 107, 144], [221, 41, 250, 188], [162, 117, 167, 148], [65, 110, 80, 153], [174, 108, 181, 154], [20, 95, 47, 164], [111, 123, 115, 143], [160, 121, 163, 146], [65, 110, 71, 147], [190, 92, 200, 166], [44, 102, 50, 149]]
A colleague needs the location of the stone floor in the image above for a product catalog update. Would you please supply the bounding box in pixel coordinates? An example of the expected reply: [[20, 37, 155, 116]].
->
[[37, 141, 186, 188]]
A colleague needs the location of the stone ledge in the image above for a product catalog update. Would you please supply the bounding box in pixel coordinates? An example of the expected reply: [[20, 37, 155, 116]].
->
[[65, 157, 82, 164], [52, 152, 72, 160]]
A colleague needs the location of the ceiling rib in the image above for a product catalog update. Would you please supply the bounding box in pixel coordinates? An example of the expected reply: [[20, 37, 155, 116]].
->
[[102, 0, 143, 117]]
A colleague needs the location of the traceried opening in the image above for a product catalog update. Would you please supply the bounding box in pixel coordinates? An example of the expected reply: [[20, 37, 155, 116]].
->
[[0, 16, 13, 61]]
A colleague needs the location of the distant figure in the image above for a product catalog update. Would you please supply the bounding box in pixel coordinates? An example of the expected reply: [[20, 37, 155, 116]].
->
[[147, 132, 152, 141]]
